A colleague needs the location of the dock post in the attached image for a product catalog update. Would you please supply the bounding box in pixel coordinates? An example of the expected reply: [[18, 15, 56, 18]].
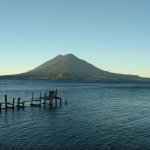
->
[[31, 92, 34, 105], [17, 97, 20, 109], [44, 93, 47, 106], [50, 99, 52, 105], [40, 92, 42, 105], [65, 100, 68, 105], [12, 98, 15, 109], [22, 102, 25, 109], [5, 95, 8, 109], [44, 99, 46, 106], [0, 103, 1, 111], [60, 98, 62, 106], [55, 99, 57, 107], [56, 89, 58, 96]]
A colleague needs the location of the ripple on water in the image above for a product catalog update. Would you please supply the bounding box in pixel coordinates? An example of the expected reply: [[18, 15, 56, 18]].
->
[[0, 80, 150, 149]]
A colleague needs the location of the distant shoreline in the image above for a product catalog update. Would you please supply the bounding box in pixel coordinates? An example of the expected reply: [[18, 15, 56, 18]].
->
[[0, 78, 150, 83]]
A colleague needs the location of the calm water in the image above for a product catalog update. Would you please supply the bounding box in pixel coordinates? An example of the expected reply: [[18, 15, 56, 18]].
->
[[0, 80, 150, 150]]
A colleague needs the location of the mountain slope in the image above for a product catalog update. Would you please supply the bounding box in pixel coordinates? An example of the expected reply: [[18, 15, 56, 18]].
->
[[0, 54, 148, 81]]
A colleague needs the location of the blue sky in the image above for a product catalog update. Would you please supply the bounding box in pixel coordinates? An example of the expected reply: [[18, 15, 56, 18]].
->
[[0, 0, 150, 77]]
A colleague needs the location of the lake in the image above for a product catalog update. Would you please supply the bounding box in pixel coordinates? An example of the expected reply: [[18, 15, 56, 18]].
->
[[0, 80, 150, 150]]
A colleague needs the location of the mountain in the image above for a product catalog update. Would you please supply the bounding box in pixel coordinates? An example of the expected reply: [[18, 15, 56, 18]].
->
[[0, 54, 149, 81]]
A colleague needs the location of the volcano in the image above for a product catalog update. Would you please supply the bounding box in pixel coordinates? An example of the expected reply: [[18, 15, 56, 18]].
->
[[0, 54, 148, 81]]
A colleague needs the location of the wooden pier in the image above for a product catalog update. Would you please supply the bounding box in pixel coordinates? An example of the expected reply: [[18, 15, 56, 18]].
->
[[30, 90, 62, 107], [0, 95, 26, 110], [0, 90, 62, 111]]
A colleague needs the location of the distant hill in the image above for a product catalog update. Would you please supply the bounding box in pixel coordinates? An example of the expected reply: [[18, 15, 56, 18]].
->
[[0, 54, 149, 81]]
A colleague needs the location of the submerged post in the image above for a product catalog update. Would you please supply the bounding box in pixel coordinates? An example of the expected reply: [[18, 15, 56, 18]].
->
[[55, 99, 57, 107], [17, 97, 20, 108], [65, 100, 68, 105], [12, 98, 15, 109], [49, 99, 52, 105], [0, 103, 1, 111], [56, 89, 58, 97], [40, 92, 42, 105], [44, 93, 47, 106], [31, 92, 34, 105], [5, 95, 8, 109], [44, 99, 46, 106], [52, 99, 54, 105], [60, 98, 62, 106], [22, 102, 25, 109]]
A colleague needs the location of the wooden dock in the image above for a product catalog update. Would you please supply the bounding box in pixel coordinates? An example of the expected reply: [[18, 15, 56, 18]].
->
[[30, 90, 62, 107], [0, 90, 62, 111]]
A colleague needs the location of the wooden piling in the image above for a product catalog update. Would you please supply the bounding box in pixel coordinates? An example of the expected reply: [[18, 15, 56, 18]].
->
[[49, 99, 52, 105], [55, 99, 57, 106], [31, 92, 34, 105], [44, 99, 46, 106], [60, 98, 62, 106], [65, 100, 68, 105], [12, 98, 15, 109], [40, 92, 42, 105], [22, 102, 25, 109], [44, 93, 46, 106], [56, 89, 58, 96], [17, 97, 20, 108], [0, 90, 62, 111], [5, 95, 7, 108]]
